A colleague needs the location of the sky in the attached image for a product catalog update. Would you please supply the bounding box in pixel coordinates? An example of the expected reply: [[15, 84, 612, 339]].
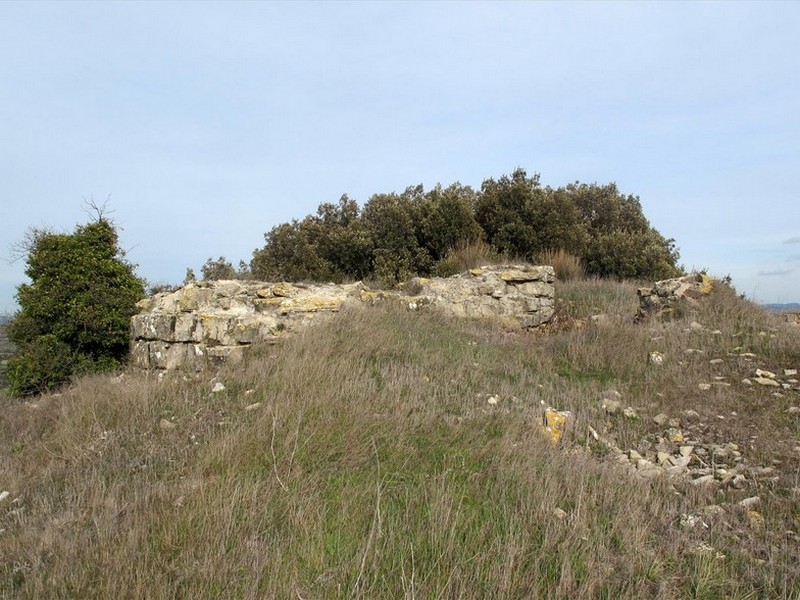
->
[[1, 1, 799, 313]]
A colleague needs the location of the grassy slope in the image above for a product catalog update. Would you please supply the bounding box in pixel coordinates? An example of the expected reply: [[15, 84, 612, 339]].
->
[[0, 279, 798, 598]]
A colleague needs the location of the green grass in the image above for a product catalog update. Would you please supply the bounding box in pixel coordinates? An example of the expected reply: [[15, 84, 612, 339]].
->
[[0, 280, 799, 598]]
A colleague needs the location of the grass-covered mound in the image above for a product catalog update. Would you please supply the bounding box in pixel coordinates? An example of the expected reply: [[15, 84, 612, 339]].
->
[[1, 279, 798, 598]]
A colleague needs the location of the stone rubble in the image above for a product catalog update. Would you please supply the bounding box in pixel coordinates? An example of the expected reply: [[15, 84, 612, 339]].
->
[[636, 273, 715, 322]]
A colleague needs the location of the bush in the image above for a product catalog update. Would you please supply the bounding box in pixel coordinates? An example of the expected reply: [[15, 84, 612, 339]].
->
[[201, 256, 238, 281], [7, 217, 144, 396]]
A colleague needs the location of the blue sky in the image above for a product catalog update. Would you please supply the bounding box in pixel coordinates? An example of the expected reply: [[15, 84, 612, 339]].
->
[[1, 1, 798, 313]]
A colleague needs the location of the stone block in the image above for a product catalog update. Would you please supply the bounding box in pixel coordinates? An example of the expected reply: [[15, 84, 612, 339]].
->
[[174, 314, 202, 342], [131, 313, 175, 341], [517, 282, 555, 297], [129, 341, 151, 369]]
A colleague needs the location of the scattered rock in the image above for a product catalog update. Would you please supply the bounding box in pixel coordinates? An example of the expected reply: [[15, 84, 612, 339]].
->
[[623, 406, 638, 419], [692, 474, 716, 486], [552, 507, 568, 520], [738, 496, 761, 509], [602, 398, 623, 415], [487, 395, 499, 405], [698, 383, 712, 390], [653, 413, 670, 426], [159, 418, 176, 431], [753, 377, 780, 387], [0, 491, 9, 503], [755, 369, 776, 379], [785, 369, 798, 377], [680, 513, 707, 529], [542, 408, 570, 445], [682, 409, 701, 422], [709, 358, 724, 365], [244, 402, 263, 412], [211, 382, 226, 393], [649, 351, 665, 365], [746, 510, 765, 527]]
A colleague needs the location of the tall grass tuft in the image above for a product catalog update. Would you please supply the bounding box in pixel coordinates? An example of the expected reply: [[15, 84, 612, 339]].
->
[[537, 248, 585, 281], [433, 239, 508, 276]]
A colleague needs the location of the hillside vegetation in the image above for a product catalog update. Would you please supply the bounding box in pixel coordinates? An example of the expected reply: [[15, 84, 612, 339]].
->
[[1, 278, 799, 598]]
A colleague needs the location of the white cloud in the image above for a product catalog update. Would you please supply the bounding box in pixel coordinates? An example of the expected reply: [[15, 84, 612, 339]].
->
[[784, 237, 800, 244]]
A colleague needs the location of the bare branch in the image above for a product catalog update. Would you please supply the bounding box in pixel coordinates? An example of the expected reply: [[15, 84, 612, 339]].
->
[[81, 194, 115, 223]]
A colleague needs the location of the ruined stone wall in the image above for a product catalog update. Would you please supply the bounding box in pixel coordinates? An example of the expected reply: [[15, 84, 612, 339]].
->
[[130, 265, 555, 371]]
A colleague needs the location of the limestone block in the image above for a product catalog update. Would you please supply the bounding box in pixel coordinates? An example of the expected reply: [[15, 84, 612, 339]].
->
[[178, 286, 215, 312], [256, 287, 273, 298], [232, 316, 274, 343], [184, 344, 207, 371], [174, 314, 202, 342], [129, 341, 151, 369], [131, 314, 175, 341], [148, 341, 170, 370], [278, 297, 343, 314], [197, 314, 230, 345], [271, 282, 299, 297], [501, 266, 555, 283], [522, 308, 555, 328], [517, 282, 555, 298], [213, 280, 247, 298]]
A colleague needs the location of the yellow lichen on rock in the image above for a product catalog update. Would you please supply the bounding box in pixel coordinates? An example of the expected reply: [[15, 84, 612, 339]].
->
[[359, 290, 385, 303], [271, 282, 298, 297], [542, 408, 570, 445], [698, 274, 714, 295]]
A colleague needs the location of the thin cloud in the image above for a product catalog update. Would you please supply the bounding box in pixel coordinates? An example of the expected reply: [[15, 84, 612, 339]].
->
[[788, 254, 800, 262], [784, 237, 800, 244], [758, 268, 792, 276]]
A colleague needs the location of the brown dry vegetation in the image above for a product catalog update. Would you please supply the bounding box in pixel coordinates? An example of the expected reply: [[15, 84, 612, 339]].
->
[[0, 278, 799, 598]]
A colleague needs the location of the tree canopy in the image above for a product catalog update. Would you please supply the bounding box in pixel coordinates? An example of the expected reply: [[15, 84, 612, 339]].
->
[[250, 169, 681, 285]]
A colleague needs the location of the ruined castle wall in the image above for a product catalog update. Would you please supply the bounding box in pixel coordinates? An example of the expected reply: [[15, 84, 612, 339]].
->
[[130, 265, 555, 371]]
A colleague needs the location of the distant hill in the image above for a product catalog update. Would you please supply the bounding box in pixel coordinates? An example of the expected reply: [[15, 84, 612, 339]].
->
[[763, 302, 800, 312]]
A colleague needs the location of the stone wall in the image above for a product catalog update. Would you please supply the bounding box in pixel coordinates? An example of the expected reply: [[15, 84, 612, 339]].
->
[[130, 265, 555, 371]]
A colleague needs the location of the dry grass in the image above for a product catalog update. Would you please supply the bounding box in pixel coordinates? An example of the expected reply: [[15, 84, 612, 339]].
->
[[1, 279, 799, 598], [433, 239, 509, 276], [537, 249, 585, 281]]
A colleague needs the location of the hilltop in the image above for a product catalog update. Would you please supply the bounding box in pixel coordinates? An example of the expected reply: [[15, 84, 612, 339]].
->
[[0, 277, 798, 598]]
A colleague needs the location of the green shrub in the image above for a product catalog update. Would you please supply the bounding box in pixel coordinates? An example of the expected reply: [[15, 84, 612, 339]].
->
[[200, 256, 238, 281], [7, 217, 144, 396]]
